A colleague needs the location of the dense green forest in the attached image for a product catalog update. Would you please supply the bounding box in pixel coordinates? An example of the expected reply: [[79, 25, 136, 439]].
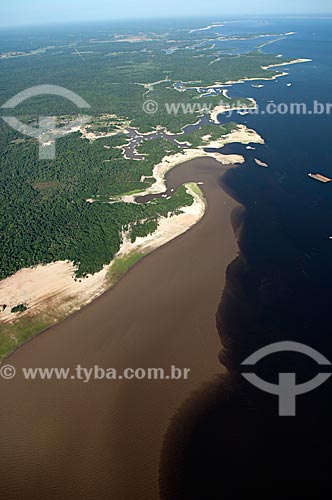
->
[[0, 23, 292, 131], [0, 22, 292, 280], [0, 124, 194, 279]]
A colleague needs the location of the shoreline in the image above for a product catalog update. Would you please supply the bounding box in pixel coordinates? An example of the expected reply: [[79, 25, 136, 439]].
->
[[224, 58, 312, 85], [225, 71, 289, 84], [120, 124, 264, 202], [261, 58, 312, 70], [210, 100, 258, 123], [0, 124, 264, 344], [0, 183, 205, 328]]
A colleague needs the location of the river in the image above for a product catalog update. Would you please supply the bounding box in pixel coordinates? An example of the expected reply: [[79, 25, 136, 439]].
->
[[0, 157, 239, 500]]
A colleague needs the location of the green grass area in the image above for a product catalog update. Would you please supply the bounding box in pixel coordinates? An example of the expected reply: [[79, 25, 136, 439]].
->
[[186, 182, 205, 200], [107, 251, 146, 285], [0, 316, 55, 361]]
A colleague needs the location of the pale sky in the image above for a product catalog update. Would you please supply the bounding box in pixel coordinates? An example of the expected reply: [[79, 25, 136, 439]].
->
[[1, 0, 332, 28]]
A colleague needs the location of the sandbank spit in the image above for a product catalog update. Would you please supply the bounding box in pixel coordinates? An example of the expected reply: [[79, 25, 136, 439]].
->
[[224, 58, 312, 85], [0, 184, 204, 326], [255, 158, 268, 167]]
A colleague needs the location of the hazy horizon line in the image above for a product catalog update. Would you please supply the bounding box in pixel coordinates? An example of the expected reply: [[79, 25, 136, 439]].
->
[[1, 12, 332, 30]]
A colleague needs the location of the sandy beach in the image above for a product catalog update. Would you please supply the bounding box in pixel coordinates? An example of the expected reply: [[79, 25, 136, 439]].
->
[[0, 183, 205, 327], [261, 58, 312, 70], [210, 99, 258, 123], [223, 58, 311, 85]]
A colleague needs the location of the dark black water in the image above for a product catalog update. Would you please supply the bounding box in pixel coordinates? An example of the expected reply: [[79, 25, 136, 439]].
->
[[219, 18, 332, 173], [161, 18, 332, 500]]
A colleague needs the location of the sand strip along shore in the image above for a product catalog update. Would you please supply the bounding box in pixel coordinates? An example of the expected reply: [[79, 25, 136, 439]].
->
[[224, 72, 289, 84], [210, 101, 257, 123], [224, 58, 312, 85], [0, 183, 206, 327], [261, 58, 312, 70]]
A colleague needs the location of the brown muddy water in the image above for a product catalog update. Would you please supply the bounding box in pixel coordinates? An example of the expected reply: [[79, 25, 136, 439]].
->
[[0, 158, 240, 500]]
